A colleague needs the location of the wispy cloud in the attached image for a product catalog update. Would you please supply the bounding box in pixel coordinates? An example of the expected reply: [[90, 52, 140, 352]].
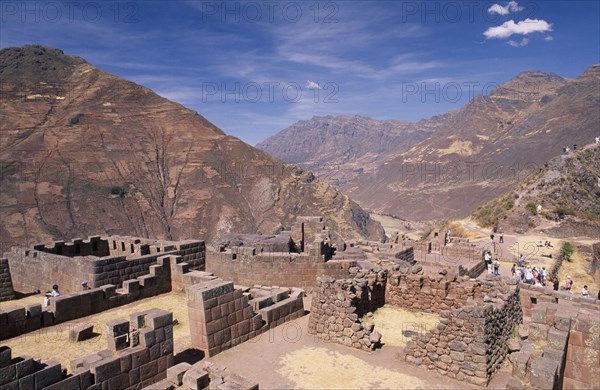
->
[[484, 19, 553, 39], [507, 38, 530, 47], [488, 1, 524, 16], [306, 81, 321, 90]]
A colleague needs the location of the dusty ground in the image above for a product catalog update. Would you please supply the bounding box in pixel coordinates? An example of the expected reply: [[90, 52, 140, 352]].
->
[[2, 293, 481, 390], [2, 293, 189, 372], [557, 249, 600, 294], [0, 293, 47, 310], [370, 306, 440, 348]]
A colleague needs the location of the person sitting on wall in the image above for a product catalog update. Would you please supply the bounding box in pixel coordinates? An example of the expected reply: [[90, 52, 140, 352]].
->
[[581, 285, 590, 297], [44, 284, 60, 307], [44, 292, 52, 307], [51, 284, 60, 298]]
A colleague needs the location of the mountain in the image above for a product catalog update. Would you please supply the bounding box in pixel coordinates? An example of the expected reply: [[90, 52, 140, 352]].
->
[[472, 143, 600, 237], [256, 115, 432, 188], [0, 45, 385, 246], [259, 66, 600, 221]]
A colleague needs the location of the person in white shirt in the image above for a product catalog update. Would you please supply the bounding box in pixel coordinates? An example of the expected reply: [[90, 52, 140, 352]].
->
[[582, 285, 590, 297]]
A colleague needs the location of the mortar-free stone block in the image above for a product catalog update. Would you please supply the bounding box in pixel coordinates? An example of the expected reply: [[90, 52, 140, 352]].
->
[[139, 328, 156, 347], [0, 346, 11, 368], [528, 323, 549, 341], [512, 351, 531, 380], [529, 357, 558, 390], [531, 306, 547, 324], [146, 310, 173, 329], [166, 362, 191, 385], [106, 319, 129, 337], [547, 328, 568, 351], [554, 314, 572, 332], [90, 357, 120, 383], [182, 367, 209, 390], [33, 360, 62, 389], [69, 323, 95, 342], [140, 360, 158, 381], [26, 304, 42, 318]]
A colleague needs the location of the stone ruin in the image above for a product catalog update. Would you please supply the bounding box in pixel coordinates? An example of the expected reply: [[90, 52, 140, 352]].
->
[[507, 283, 600, 390], [1, 216, 598, 389], [185, 274, 305, 357], [0, 258, 15, 302], [206, 216, 357, 289], [308, 269, 387, 350], [0, 307, 258, 390], [4, 235, 205, 294]]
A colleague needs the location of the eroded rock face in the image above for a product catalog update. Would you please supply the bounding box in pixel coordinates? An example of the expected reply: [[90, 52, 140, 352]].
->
[[0, 45, 385, 246]]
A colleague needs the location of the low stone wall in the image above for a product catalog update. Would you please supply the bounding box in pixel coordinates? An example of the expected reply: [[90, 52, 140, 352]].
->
[[0, 308, 174, 390], [206, 250, 356, 289], [5, 236, 205, 294], [307, 269, 386, 351], [385, 264, 502, 312], [506, 291, 600, 390], [0, 258, 15, 302], [0, 255, 178, 341], [186, 278, 305, 357], [164, 360, 259, 389], [404, 284, 521, 386], [509, 283, 600, 389]]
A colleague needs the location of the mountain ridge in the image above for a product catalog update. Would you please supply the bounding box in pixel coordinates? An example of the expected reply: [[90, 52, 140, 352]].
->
[[0, 44, 386, 246], [258, 65, 600, 220]]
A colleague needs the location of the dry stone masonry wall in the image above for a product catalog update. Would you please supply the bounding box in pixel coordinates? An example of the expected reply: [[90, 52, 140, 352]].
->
[[4, 235, 205, 294], [1, 255, 177, 340], [307, 269, 386, 351], [0, 308, 174, 390], [0, 258, 15, 302], [186, 277, 304, 357]]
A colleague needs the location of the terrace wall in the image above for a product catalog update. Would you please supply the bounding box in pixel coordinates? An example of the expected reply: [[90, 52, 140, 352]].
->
[[186, 279, 305, 357], [0, 258, 15, 302], [5, 236, 204, 294], [206, 250, 355, 289], [0, 255, 177, 341], [0, 308, 174, 390]]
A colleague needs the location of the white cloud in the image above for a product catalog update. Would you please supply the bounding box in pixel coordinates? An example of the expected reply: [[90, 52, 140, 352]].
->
[[544, 36, 554, 41], [306, 80, 321, 90], [507, 38, 530, 47], [484, 19, 553, 39], [488, 1, 524, 15]]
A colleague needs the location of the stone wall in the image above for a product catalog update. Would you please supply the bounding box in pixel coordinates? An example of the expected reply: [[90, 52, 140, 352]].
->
[[206, 250, 356, 289], [5, 236, 204, 294], [186, 278, 304, 357], [0, 308, 174, 390], [0, 258, 15, 302], [404, 284, 521, 386], [307, 269, 386, 351], [164, 360, 259, 390], [510, 283, 600, 390], [385, 264, 504, 312], [0, 255, 178, 341]]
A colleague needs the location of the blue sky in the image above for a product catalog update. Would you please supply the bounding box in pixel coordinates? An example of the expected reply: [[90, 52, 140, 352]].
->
[[1, 1, 599, 145]]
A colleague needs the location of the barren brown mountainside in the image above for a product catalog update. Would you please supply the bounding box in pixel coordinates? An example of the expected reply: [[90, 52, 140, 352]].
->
[[256, 115, 433, 188], [0, 45, 385, 246], [260, 66, 600, 221]]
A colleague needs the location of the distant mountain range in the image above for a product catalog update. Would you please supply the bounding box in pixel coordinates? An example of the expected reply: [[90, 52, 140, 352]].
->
[[0, 45, 385, 246], [258, 66, 600, 221]]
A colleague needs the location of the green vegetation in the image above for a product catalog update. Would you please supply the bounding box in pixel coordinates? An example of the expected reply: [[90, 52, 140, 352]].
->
[[471, 191, 515, 228], [525, 201, 537, 215], [561, 242, 574, 262]]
